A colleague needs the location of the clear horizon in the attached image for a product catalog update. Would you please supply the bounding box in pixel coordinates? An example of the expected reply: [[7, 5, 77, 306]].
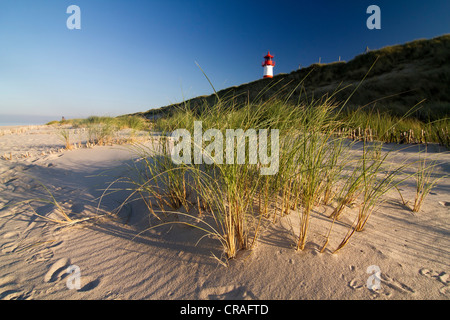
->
[[0, 0, 449, 121]]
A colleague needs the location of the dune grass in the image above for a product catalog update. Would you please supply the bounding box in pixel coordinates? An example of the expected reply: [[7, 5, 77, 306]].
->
[[47, 115, 151, 148], [70, 71, 445, 264], [412, 150, 447, 213], [18, 180, 93, 226], [96, 88, 447, 264], [338, 107, 449, 147], [31, 37, 450, 264], [47, 115, 150, 132], [58, 128, 73, 150]]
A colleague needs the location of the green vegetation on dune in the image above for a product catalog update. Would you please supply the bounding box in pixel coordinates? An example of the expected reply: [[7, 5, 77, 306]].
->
[[46, 115, 152, 148], [49, 36, 449, 147], [140, 35, 449, 147], [108, 95, 447, 263], [138, 34, 449, 131], [47, 115, 150, 131], [141, 35, 450, 122]]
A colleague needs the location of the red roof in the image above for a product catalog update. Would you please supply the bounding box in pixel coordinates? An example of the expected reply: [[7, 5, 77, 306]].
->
[[264, 51, 274, 59]]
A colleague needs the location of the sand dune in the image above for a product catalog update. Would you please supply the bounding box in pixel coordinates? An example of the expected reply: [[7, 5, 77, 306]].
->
[[0, 125, 449, 300]]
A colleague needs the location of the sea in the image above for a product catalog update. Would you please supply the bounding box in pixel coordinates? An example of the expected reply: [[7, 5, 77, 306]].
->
[[0, 122, 45, 127], [0, 115, 57, 127]]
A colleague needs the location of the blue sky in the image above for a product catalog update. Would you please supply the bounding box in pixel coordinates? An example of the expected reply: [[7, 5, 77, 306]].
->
[[0, 0, 449, 121]]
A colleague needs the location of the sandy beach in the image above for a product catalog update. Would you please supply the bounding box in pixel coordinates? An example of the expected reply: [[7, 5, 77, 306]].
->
[[0, 124, 449, 300]]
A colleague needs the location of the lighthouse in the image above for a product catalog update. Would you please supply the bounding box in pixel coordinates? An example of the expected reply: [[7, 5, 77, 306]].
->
[[262, 51, 275, 78]]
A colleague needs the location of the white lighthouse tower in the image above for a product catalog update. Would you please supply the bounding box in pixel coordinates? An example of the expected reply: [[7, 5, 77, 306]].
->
[[262, 51, 275, 78]]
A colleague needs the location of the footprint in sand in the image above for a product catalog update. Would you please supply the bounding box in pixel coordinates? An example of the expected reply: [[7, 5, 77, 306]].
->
[[348, 279, 365, 290], [380, 273, 415, 294], [44, 262, 100, 292], [0, 275, 25, 300], [419, 268, 449, 283], [44, 258, 71, 283], [353, 272, 414, 298], [26, 248, 54, 264], [419, 268, 450, 296]]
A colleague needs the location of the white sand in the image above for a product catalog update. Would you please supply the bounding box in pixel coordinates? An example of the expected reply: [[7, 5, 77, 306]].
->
[[0, 125, 449, 300]]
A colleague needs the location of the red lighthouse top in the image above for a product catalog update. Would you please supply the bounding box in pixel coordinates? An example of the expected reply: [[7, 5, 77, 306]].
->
[[262, 51, 275, 67]]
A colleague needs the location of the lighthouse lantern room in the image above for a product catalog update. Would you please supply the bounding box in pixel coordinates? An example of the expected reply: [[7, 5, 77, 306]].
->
[[262, 51, 275, 78]]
